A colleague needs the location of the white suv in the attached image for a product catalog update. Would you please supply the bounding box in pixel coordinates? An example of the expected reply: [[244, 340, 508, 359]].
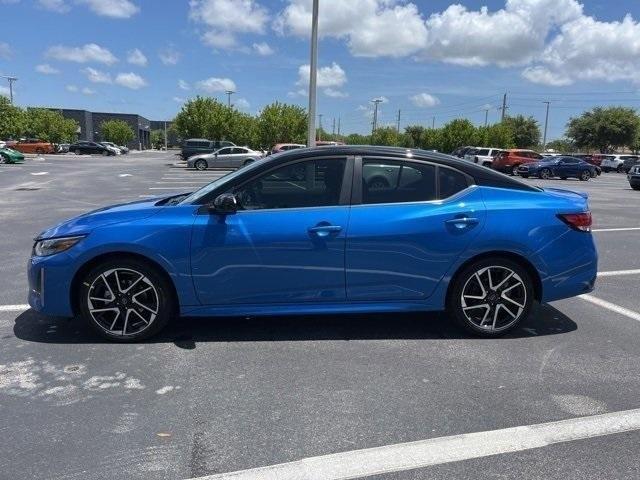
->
[[601, 155, 638, 173], [464, 148, 504, 168]]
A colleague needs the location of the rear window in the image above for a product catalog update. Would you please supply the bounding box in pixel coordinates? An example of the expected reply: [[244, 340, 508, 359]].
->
[[439, 167, 469, 199]]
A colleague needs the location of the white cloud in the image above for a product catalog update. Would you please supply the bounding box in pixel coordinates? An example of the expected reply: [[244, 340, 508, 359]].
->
[[77, 0, 139, 18], [195, 77, 237, 93], [158, 46, 180, 66], [173, 96, 185, 103], [0, 42, 12, 59], [190, 0, 269, 50], [45, 43, 118, 65], [82, 87, 95, 95], [38, 0, 70, 13], [0, 86, 10, 97], [35, 63, 60, 74], [276, 0, 428, 57], [66, 84, 78, 92], [235, 97, 250, 110], [127, 48, 147, 66], [296, 62, 347, 97], [178, 79, 190, 91], [115, 72, 147, 89], [82, 67, 112, 83], [409, 93, 440, 108], [524, 14, 640, 86], [252, 42, 274, 56]]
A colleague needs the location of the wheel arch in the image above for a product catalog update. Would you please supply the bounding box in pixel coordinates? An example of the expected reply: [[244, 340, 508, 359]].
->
[[446, 251, 543, 305], [70, 251, 180, 316]]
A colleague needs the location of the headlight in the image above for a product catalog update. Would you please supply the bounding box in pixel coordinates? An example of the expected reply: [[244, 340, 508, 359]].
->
[[33, 235, 85, 257]]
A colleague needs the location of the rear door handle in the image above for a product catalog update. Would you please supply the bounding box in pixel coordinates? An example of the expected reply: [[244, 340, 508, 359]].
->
[[445, 217, 479, 229], [308, 225, 342, 237]]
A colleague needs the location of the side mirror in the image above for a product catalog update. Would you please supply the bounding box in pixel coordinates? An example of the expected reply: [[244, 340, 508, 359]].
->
[[211, 193, 238, 215]]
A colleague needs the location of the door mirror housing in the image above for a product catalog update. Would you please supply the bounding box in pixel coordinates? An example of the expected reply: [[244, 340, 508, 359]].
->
[[211, 193, 238, 215]]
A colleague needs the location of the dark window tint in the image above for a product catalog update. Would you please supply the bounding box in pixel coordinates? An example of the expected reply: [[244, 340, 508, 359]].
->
[[217, 147, 233, 155], [477, 149, 490, 156], [232, 147, 248, 154], [439, 167, 469, 199], [362, 160, 436, 205], [234, 158, 346, 210], [562, 157, 580, 164]]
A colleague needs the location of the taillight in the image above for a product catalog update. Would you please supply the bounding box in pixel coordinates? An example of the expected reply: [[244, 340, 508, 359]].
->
[[557, 212, 592, 232]]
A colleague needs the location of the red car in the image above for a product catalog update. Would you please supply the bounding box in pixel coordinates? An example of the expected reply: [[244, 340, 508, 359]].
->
[[13, 139, 56, 155], [492, 149, 544, 175]]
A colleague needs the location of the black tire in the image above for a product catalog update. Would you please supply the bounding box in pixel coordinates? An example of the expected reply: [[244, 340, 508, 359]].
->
[[510, 165, 519, 176], [632, 185, 640, 191], [36, 148, 44, 155], [617, 165, 624, 173], [447, 257, 534, 337], [538, 168, 551, 180], [579, 170, 590, 181], [195, 159, 207, 171], [520, 174, 529, 178], [102, 150, 109, 156], [560, 177, 567, 180], [73, 149, 81, 155], [602, 167, 610, 173], [243, 159, 254, 167], [78, 258, 176, 342], [0, 154, 6, 164]]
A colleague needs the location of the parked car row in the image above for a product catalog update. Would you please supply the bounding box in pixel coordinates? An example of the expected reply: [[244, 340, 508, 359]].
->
[[1, 139, 130, 156], [187, 146, 264, 170], [0, 145, 25, 164]]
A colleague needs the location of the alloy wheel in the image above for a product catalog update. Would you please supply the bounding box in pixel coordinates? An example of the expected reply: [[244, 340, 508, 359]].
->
[[580, 170, 590, 181], [460, 266, 526, 332], [195, 160, 207, 171], [86, 268, 159, 337], [540, 168, 551, 179]]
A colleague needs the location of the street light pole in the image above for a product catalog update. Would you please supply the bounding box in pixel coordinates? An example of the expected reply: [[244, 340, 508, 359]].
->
[[164, 121, 168, 150], [1, 75, 17, 104], [542, 101, 551, 150], [307, 0, 319, 147], [225, 90, 235, 108]]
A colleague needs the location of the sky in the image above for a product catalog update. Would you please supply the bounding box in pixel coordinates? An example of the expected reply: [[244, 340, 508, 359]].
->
[[0, 0, 639, 140]]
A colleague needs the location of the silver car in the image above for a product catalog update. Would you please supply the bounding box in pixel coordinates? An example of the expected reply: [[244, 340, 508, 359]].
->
[[188, 146, 263, 171]]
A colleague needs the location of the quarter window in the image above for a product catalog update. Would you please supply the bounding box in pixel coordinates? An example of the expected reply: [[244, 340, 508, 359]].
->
[[234, 158, 346, 210], [439, 167, 469, 199], [362, 160, 436, 204]]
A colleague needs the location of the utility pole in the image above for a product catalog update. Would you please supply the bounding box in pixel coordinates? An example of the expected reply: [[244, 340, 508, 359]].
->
[[1, 75, 17, 104], [163, 121, 168, 150], [225, 90, 234, 108], [542, 101, 551, 150], [318, 114, 323, 141], [432, 116, 435, 129], [307, 0, 319, 147], [337, 117, 341, 136], [332, 117, 336, 138], [371, 98, 382, 135], [484, 108, 489, 127], [500, 92, 508, 122], [396, 109, 401, 132]]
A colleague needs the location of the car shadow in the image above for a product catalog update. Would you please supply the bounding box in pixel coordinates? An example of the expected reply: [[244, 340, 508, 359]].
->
[[12, 303, 576, 348]]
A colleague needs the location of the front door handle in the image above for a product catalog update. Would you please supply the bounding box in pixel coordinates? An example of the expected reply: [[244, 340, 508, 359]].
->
[[445, 216, 479, 229], [308, 225, 342, 237]]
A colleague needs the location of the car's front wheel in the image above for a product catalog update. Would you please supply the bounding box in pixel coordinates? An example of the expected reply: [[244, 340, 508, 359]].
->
[[447, 258, 534, 337], [78, 258, 175, 341], [194, 159, 207, 171], [538, 168, 551, 180], [510, 165, 519, 176], [0, 154, 6, 164]]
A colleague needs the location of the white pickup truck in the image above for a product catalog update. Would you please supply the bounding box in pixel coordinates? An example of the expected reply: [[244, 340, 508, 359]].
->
[[463, 148, 504, 168]]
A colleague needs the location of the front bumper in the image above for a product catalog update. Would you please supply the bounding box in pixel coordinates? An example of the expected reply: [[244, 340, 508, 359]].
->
[[28, 254, 76, 317]]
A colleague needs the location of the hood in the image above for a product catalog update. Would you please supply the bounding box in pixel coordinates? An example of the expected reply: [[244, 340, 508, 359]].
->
[[36, 197, 166, 240]]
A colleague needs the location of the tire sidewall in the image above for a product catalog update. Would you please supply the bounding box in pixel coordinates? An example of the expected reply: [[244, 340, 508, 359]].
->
[[195, 160, 207, 171], [78, 258, 175, 342], [447, 257, 534, 337]]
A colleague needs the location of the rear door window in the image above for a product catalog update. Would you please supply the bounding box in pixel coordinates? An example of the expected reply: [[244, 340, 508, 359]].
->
[[477, 149, 490, 156], [362, 160, 436, 205], [439, 167, 469, 199]]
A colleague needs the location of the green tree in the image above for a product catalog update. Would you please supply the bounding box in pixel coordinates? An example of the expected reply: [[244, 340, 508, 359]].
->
[[566, 106, 640, 153], [476, 123, 515, 149], [439, 119, 478, 153], [502, 115, 541, 148], [0, 95, 26, 139], [344, 133, 370, 145], [545, 138, 575, 153], [402, 125, 425, 148], [174, 96, 233, 140], [257, 101, 307, 148], [230, 111, 259, 148], [25, 108, 78, 143], [150, 129, 164, 149], [371, 126, 400, 146], [100, 119, 135, 146]]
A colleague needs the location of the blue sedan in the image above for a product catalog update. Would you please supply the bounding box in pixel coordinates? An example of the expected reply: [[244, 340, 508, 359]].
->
[[518, 156, 596, 181], [28, 146, 597, 341]]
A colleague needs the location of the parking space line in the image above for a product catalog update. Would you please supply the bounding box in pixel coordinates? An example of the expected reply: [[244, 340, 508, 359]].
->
[[0, 304, 29, 312], [598, 269, 640, 277], [593, 227, 640, 232], [191, 408, 640, 480], [579, 294, 640, 323], [149, 187, 200, 190]]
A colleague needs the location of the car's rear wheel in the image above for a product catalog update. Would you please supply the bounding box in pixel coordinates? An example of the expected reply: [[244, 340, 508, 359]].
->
[[632, 185, 640, 191], [243, 159, 254, 167], [579, 170, 591, 181], [617, 165, 624, 173], [510, 165, 519, 176], [0, 154, 6, 164], [447, 258, 534, 337], [36, 148, 44, 155], [78, 259, 175, 342], [194, 159, 207, 171], [538, 168, 551, 180]]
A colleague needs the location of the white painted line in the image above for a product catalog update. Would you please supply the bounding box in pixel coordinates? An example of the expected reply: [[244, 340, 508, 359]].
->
[[192, 408, 640, 480], [118, 173, 133, 177], [30, 171, 49, 176], [598, 269, 640, 277], [0, 304, 29, 312], [593, 227, 640, 232], [149, 187, 199, 190], [579, 294, 640, 322]]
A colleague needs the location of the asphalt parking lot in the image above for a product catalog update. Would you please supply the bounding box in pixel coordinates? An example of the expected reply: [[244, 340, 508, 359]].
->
[[1, 152, 640, 480]]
